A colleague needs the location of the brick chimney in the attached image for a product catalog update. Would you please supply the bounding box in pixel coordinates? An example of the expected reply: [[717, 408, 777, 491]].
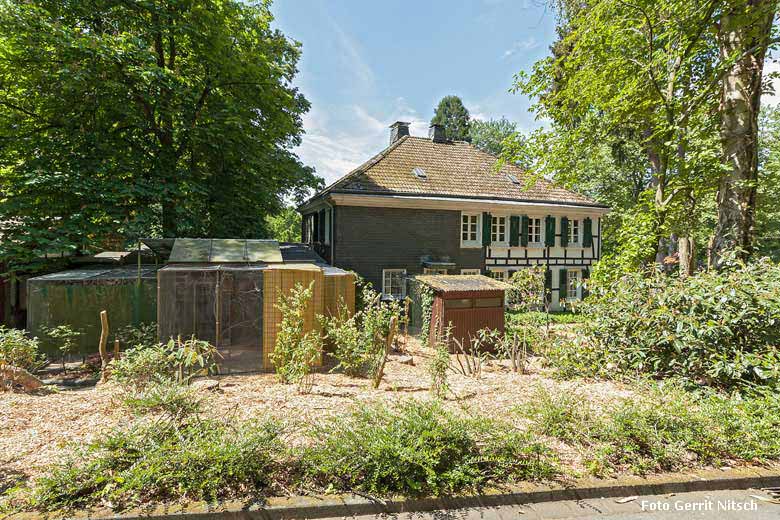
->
[[429, 123, 446, 143], [389, 121, 410, 144]]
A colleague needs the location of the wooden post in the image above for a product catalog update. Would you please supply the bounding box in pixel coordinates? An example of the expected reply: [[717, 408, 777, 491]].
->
[[113, 339, 120, 361], [99, 310, 109, 383]]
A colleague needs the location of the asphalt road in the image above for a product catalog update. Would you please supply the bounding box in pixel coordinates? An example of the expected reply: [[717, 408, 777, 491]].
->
[[331, 488, 780, 520]]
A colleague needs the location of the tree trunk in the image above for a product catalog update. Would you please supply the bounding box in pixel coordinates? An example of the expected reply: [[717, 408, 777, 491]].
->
[[710, 0, 777, 267], [679, 237, 695, 277]]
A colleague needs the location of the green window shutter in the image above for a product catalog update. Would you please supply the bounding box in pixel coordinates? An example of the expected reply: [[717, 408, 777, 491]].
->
[[545, 216, 556, 247], [560, 217, 569, 248], [521, 215, 529, 246], [583, 217, 593, 248], [482, 212, 492, 246], [559, 268, 568, 300], [509, 216, 520, 247]]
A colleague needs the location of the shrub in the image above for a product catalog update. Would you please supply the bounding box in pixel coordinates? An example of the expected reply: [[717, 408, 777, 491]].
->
[[270, 282, 322, 392], [323, 286, 400, 378], [506, 266, 546, 311], [428, 328, 451, 398], [28, 418, 287, 512], [0, 327, 46, 372], [574, 258, 780, 389], [302, 400, 557, 497], [114, 322, 157, 348], [43, 325, 82, 369], [111, 337, 218, 389], [120, 378, 203, 417]]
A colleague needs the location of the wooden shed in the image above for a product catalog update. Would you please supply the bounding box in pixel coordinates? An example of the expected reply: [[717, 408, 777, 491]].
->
[[416, 275, 512, 351]]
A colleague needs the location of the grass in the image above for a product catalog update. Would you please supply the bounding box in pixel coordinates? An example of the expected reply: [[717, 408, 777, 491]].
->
[[119, 378, 204, 417]]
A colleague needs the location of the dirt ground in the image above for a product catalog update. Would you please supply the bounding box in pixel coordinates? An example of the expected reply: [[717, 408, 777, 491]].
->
[[0, 337, 635, 487]]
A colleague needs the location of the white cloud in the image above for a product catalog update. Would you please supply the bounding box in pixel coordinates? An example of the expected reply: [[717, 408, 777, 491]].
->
[[502, 37, 540, 59]]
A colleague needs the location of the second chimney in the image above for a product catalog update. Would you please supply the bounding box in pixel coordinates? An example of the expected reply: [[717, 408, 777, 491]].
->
[[429, 124, 446, 143], [389, 121, 410, 144]]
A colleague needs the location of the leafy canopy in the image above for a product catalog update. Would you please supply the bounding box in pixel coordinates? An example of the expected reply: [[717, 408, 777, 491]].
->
[[431, 95, 471, 141]]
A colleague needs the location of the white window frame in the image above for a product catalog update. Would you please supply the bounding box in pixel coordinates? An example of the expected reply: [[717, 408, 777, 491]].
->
[[382, 269, 406, 299], [460, 269, 481, 275], [566, 270, 581, 301], [423, 268, 448, 275], [491, 215, 508, 245], [568, 219, 580, 246], [460, 212, 481, 248], [528, 217, 543, 247], [489, 268, 508, 282]]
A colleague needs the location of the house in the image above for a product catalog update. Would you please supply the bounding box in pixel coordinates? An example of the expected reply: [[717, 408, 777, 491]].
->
[[298, 122, 609, 310]]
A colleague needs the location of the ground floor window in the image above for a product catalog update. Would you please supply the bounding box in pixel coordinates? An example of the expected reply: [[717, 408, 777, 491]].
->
[[460, 269, 481, 275], [423, 268, 448, 275], [382, 269, 406, 299], [566, 269, 580, 300], [489, 268, 508, 282]]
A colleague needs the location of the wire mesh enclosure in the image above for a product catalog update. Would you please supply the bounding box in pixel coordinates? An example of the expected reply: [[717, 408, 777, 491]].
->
[[157, 264, 264, 373]]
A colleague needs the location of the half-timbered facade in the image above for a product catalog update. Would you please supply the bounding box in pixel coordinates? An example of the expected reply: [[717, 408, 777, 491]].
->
[[298, 122, 609, 310]]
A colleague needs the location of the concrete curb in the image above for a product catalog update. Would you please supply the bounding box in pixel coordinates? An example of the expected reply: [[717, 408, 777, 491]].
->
[[7, 467, 780, 520]]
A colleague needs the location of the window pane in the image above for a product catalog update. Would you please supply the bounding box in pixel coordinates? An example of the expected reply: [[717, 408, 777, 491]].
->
[[475, 297, 503, 308], [445, 298, 473, 309]]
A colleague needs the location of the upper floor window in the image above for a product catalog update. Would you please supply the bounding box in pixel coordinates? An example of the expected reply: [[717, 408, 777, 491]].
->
[[423, 268, 448, 275], [568, 219, 579, 245], [491, 216, 507, 245], [382, 269, 406, 299], [461, 213, 480, 247], [528, 217, 542, 245]]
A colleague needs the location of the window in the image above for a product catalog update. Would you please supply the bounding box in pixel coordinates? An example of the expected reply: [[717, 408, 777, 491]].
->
[[445, 298, 473, 309], [460, 269, 481, 275], [491, 215, 507, 244], [489, 269, 507, 282], [567, 270, 580, 300], [475, 297, 503, 308], [424, 268, 448, 275], [568, 219, 579, 246], [382, 269, 406, 299], [528, 217, 542, 245], [461, 213, 480, 247]]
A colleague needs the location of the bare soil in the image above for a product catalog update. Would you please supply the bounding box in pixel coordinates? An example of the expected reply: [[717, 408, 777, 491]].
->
[[0, 337, 635, 487]]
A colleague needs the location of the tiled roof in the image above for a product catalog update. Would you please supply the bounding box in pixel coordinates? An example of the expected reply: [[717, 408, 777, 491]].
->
[[309, 136, 605, 208]]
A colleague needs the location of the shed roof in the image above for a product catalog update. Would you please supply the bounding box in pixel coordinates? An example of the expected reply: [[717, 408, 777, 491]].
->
[[415, 275, 512, 293], [168, 238, 283, 263], [28, 266, 159, 284]]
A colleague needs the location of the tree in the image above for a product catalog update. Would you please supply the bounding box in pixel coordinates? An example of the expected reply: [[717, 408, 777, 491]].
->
[[709, 0, 779, 266], [431, 95, 471, 141], [0, 0, 321, 269], [469, 118, 518, 156], [266, 206, 302, 243]]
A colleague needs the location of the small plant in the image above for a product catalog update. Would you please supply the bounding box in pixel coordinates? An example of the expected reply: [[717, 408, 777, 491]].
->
[[302, 400, 558, 497], [0, 327, 46, 372], [168, 336, 219, 384], [270, 282, 322, 393], [450, 329, 494, 379], [44, 325, 82, 371], [114, 322, 157, 348], [120, 378, 204, 417], [428, 323, 451, 398]]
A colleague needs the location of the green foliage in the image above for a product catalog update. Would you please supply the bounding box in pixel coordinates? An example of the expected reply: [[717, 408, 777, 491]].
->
[[428, 328, 451, 399], [270, 282, 322, 392], [322, 287, 400, 378], [507, 311, 587, 327], [302, 401, 557, 497], [518, 383, 780, 476], [114, 323, 158, 349], [0, 327, 46, 372], [265, 206, 302, 243], [417, 283, 434, 346], [111, 337, 219, 390], [757, 104, 780, 260], [43, 325, 82, 367], [431, 95, 471, 141], [572, 258, 780, 389], [120, 378, 203, 418], [506, 265, 546, 311], [469, 118, 518, 156], [28, 418, 286, 511], [0, 0, 321, 269]]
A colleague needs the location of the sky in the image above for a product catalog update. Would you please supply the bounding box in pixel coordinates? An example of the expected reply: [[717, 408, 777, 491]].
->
[[272, 0, 559, 186], [272, 1, 780, 187]]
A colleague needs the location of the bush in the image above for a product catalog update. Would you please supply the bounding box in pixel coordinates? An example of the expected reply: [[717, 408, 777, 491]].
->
[[43, 325, 82, 369], [120, 378, 203, 417], [428, 328, 451, 398], [302, 400, 557, 497], [269, 282, 322, 392], [0, 327, 46, 372], [28, 418, 287, 511], [323, 286, 400, 378], [111, 337, 218, 389], [114, 322, 157, 348], [573, 258, 780, 389]]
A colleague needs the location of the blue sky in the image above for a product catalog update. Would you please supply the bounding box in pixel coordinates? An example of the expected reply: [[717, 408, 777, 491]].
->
[[272, 0, 559, 185]]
